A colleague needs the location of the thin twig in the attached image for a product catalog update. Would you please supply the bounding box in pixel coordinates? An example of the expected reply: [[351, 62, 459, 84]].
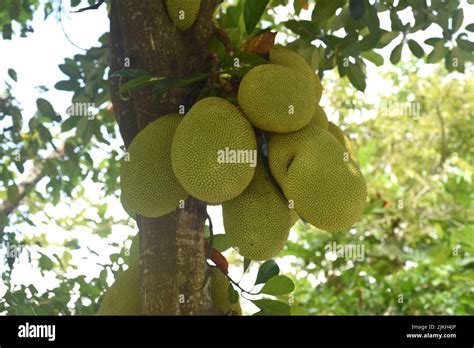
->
[[71, 0, 106, 13], [214, 27, 235, 56]]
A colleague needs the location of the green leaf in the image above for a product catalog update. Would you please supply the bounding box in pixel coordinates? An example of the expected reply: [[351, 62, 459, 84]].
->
[[59, 64, 81, 79], [346, 59, 366, 91], [378, 31, 399, 48], [8, 68, 17, 81], [466, 24, 474, 32], [260, 275, 295, 296], [390, 10, 404, 31], [361, 50, 384, 66], [408, 39, 424, 58], [255, 260, 280, 285], [390, 42, 403, 64], [36, 98, 61, 122], [7, 185, 19, 204], [244, 0, 270, 34], [39, 254, 54, 271], [110, 69, 151, 78], [456, 37, 474, 52], [213, 234, 231, 252], [349, 0, 365, 20], [312, 0, 344, 24], [252, 299, 291, 315], [427, 40, 448, 63], [451, 9, 463, 33], [55, 80, 80, 91], [228, 283, 239, 304], [119, 75, 161, 94]]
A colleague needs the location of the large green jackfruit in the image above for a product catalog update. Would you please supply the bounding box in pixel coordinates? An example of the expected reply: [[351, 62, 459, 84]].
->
[[269, 47, 323, 103], [98, 262, 141, 315], [327, 122, 355, 161], [238, 64, 316, 133], [268, 122, 367, 232], [171, 97, 257, 204], [120, 114, 189, 218], [166, 0, 201, 31], [210, 268, 241, 315], [223, 160, 297, 261]]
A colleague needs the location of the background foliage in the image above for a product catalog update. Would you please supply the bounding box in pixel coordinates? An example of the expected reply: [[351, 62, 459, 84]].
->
[[0, 0, 473, 315]]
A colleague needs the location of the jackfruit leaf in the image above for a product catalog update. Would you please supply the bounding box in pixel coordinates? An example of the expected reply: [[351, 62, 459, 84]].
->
[[408, 40, 424, 58], [151, 73, 210, 101], [283, 20, 318, 38], [251, 299, 291, 315], [244, 0, 270, 34], [213, 234, 231, 252], [390, 10, 404, 31], [110, 68, 151, 78], [294, 0, 309, 15], [427, 41, 448, 63], [377, 31, 399, 48], [241, 31, 276, 55], [466, 24, 474, 32], [255, 260, 280, 285], [119, 75, 162, 95], [39, 254, 54, 271], [346, 60, 366, 91], [390, 42, 403, 64], [55, 80, 80, 91], [59, 64, 81, 79], [312, 0, 344, 24], [36, 98, 61, 122], [349, 0, 365, 20], [243, 258, 251, 273], [361, 51, 384, 66], [8, 68, 17, 81], [451, 9, 463, 33], [260, 275, 295, 296], [456, 37, 474, 52], [228, 283, 239, 304], [425, 37, 443, 46]]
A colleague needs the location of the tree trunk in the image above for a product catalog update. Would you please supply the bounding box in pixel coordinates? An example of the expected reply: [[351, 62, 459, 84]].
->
[[108, 0, 220, 315]]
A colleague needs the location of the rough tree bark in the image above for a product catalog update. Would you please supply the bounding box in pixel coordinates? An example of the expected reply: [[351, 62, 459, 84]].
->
[[109, 0, 221, 314]]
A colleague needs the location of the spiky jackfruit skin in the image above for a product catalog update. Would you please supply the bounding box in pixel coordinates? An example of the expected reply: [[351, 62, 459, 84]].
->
[[238, 64, 316, 133], [328, 122, 355, 160], [171, 97, 257, 204], [98, 262, 141, 315], [268, 123, 367, 232], [165, 0, 201, 31], [120, 114, 188, 218], [311, 105, 329, 130], [210, 268, 242, 315], [223, 160, 296, 261], [269, 47, 323, 103]]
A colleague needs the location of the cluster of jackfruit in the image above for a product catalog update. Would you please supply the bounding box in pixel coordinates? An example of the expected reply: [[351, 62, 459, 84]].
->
[[120, 47, 366, 263]]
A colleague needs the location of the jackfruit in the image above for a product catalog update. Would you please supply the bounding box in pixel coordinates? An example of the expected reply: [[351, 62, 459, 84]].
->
[[238, 64, 316, 133], [166, 0, 201, 31], [171, 97, 257, 204], [98, 262, 141, 315], [268, 123, 367, 232], [223, 160, 297, 261], [269, 47, 323, 103], [311, 105, 329, 130], [327, 122, 355, 160], [120, 114, 189, 218], [210, 268, 241, 315]]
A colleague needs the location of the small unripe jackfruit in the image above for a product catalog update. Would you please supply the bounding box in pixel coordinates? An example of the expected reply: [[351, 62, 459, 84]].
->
[[171, 97, 257, 203], [238, 64, 316, 133], [269, 123, 367, 232], [223, 160, 296, 261], [120, 114, 189, 218], [327, 122, 355, 160], [166, 0, 201, 31], [210, 268, 241, 315], [269, 47, 323, 103], [98, 262, 141, 315]]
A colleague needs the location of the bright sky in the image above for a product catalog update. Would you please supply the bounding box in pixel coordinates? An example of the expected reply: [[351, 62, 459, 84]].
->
[[0, 0, 473, 314]]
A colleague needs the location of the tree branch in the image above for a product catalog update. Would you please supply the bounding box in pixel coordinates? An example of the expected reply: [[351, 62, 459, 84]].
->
[[71, 0, 106, 13]]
